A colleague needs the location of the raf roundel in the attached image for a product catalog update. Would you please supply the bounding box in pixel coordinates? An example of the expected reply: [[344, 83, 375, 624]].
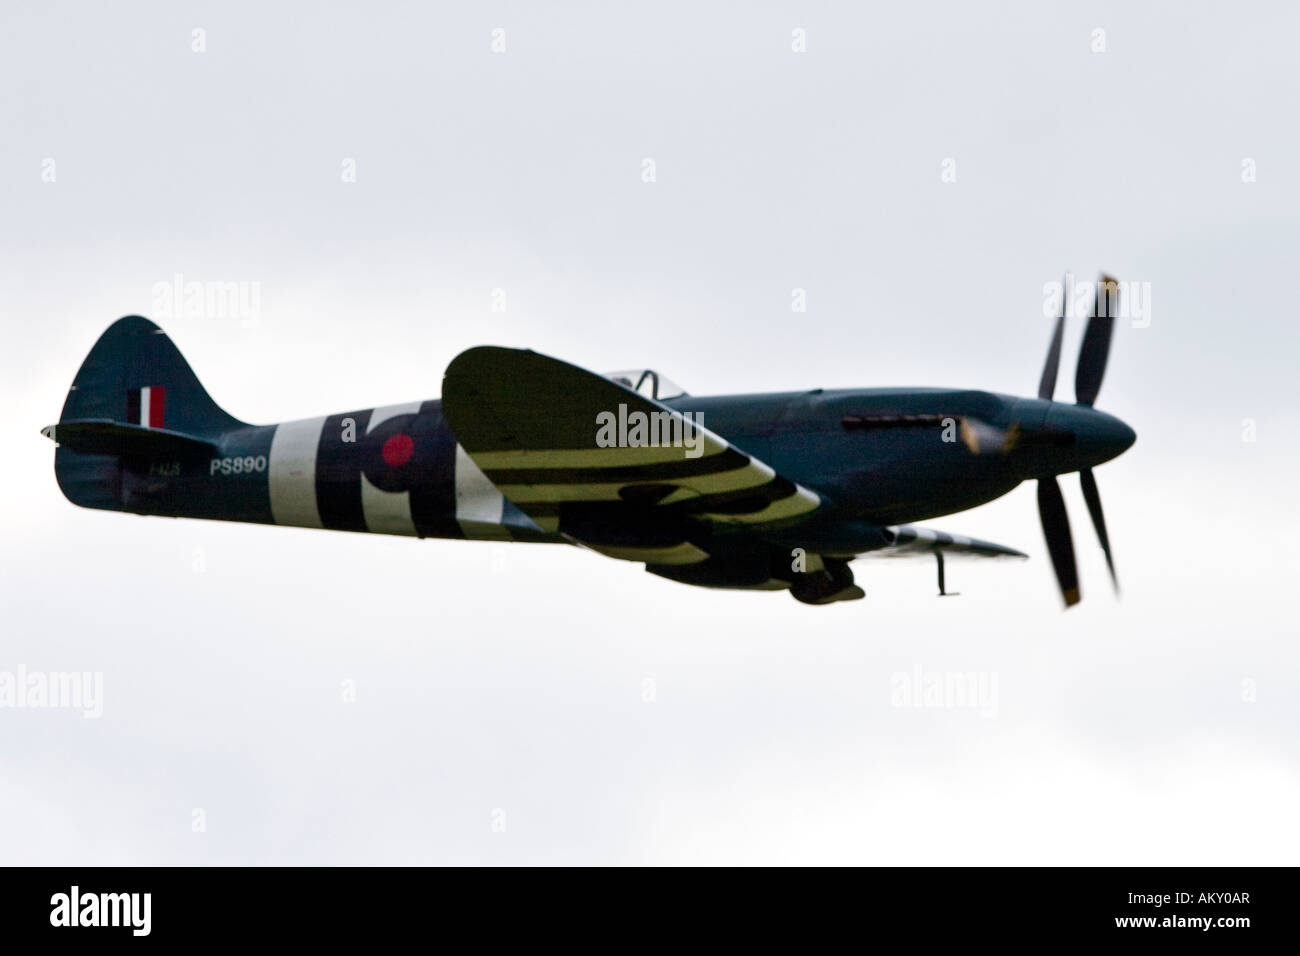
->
[[382, 433, 414, 468]]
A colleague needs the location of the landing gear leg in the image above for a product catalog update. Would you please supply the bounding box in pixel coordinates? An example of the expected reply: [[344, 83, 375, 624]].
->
[[936, 551, 960, 597]]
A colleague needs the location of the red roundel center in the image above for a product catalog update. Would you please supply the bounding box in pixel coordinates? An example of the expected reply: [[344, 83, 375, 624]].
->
[[381, 433, 414, 468]]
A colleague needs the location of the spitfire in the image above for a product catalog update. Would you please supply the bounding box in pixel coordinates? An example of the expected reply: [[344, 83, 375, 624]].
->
[[43, 275, 1135, 607]]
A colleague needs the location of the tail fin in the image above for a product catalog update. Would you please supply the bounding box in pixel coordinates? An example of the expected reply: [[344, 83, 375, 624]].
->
[[47, 316, 245, 511], [56, 316, 242, 432]]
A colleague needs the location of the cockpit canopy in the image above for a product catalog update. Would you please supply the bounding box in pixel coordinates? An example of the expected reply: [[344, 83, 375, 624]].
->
[[603, 369, 688, 401]]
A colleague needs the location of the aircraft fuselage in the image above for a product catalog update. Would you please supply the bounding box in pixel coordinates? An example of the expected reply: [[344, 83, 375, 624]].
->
[[68, 386, 1133, 553]]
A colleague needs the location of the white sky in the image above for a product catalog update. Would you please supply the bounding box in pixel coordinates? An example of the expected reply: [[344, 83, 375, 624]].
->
[[1, 1, 1297, 864]]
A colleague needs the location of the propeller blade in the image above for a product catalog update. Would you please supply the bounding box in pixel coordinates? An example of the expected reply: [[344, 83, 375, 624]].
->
[[1037, 274, 1067, 400], [1075, 274, 1118, 407], [1037, 477, 1080, 607], [1079, 468, 1118, 592]]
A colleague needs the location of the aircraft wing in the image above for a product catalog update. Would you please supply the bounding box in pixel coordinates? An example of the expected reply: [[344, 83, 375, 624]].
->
[[441, 347, 822, 565], [866, 525, 1027, 559]]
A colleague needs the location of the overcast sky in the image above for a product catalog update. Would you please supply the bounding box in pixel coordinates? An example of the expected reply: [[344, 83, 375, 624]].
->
[[2, 1, 1297, 864]]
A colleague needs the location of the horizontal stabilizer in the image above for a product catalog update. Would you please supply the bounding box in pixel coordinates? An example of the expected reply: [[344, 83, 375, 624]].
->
[[41, 419, 218, 458]]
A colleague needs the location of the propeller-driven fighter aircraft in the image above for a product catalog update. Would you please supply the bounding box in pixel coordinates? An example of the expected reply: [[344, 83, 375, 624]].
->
[[43, 276, 1134, 606]]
